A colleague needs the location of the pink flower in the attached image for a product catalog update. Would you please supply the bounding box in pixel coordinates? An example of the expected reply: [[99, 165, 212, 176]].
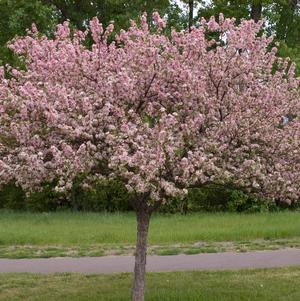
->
[[0, 12, 298, 204]]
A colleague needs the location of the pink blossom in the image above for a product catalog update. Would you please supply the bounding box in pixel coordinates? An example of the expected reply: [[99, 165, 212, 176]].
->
[[0, 13, 299, 204]]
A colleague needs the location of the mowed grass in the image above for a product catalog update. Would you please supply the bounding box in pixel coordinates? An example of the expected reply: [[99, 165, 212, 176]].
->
[[0, 211, 300, 246], [1, 267, 300, 301]]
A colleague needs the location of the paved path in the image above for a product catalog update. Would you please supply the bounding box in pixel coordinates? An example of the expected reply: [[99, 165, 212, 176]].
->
[[1, 249, 300, 274]]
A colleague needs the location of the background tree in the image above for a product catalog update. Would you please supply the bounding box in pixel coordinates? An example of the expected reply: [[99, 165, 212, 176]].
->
[[1, 0, 300, 66], [272, 1, 300, 72], [0, 0, 57, 65], [188, 0, 194, 31], [276, 0, 298, 43], [197, 0, 300, 72], [197, 0, 251, 23], [250, 0, 263, 22], [43, 0, 170, 31], [1, 14, 299, 301], [0, 0, 171, 65]]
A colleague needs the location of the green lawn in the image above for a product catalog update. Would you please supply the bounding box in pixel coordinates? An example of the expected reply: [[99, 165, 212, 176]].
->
[[1, 267, 300, 300], [1, 211, 300, 258], [1, 211, 300, 245]]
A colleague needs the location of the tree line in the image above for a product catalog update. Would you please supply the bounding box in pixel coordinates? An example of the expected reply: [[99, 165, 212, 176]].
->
[[1, 1, 300, 67]]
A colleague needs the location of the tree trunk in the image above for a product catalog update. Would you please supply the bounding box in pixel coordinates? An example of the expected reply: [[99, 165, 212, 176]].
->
[[250, 1, 262, 22], [188, 0, 194, 32], [132, 206, 151, 301]]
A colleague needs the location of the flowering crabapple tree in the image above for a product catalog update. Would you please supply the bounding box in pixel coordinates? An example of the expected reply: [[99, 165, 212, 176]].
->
[[0, 12, 300, 301]]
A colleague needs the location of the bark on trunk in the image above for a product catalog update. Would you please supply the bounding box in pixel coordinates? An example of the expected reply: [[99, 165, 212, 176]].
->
[[250, 1, 262, 22], [188, 0, 194, 32], [131, 206, 151, 301]]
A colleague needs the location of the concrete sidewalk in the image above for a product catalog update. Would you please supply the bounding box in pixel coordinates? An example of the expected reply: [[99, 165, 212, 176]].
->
[[1, 248, 300, 274]]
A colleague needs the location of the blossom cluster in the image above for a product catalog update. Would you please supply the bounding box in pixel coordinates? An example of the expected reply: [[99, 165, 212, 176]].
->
[[0, 13, 299, 204]]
